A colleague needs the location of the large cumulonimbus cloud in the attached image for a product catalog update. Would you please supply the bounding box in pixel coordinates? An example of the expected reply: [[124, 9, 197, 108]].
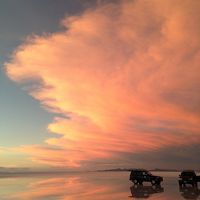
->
[[5, 0, 200, 168]]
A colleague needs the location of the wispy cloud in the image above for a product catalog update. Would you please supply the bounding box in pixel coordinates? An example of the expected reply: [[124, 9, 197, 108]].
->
[[5, 0, 200, 168]]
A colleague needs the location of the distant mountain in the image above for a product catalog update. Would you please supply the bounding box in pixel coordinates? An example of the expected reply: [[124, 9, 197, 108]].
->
[[97, 168, 183, 172], [0, 167, 30, 173], [97, 168, 200, 173], [97, 168, 133, 172], [150, 168, 180, 172]]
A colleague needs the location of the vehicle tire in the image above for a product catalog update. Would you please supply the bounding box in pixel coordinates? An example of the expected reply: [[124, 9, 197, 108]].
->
[[193, 182, 197, 188], [179, 180, 182, 187], [138, 181, 143, 185], [192, 183, 194, 187], [151, 180, 156, 185], [156, 181, 161, 185]]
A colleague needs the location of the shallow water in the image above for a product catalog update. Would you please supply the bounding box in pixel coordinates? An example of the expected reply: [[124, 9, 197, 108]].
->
[[0, 171, 199, 199]]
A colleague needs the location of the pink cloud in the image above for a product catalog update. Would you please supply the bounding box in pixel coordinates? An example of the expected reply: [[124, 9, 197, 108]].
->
[[5, 0, 200, 167]]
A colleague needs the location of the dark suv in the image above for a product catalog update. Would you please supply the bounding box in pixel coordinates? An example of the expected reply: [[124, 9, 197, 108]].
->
[[179, 170, 200, 187], [129, 169, 163, 185]]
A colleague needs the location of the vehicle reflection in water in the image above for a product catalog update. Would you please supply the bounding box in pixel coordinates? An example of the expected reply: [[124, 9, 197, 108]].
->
[[0, 172, 194, 199], [129, 184, 164, 198], [179, 186, 200, 200]]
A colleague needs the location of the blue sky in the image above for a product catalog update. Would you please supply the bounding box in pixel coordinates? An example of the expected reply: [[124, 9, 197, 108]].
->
[[0, 0, 95, 147]]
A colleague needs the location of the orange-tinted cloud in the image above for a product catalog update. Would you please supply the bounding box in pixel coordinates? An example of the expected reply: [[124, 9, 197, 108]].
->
[[5, 0, 200, 168]]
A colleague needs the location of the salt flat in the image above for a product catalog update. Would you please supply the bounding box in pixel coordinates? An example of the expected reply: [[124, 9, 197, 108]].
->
[[0, 171, 199, 200]]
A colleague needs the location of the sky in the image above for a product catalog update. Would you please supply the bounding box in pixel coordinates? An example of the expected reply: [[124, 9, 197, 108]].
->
[[1, 0, 200, 170]]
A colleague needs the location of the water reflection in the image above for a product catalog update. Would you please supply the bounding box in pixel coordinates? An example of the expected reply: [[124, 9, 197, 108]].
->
[[0, 172, 130, 200], [179, 186, 200, 200], [129, 185, 164, 198], [0, 172, 194, 199]]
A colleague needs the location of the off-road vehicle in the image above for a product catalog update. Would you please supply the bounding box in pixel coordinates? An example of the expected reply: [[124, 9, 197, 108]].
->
[[129, 169, 163, 185], [178, 170, 200, 187]]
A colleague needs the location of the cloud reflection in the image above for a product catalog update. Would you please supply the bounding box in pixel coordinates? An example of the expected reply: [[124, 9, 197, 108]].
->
[[6, 173, 129, 200]]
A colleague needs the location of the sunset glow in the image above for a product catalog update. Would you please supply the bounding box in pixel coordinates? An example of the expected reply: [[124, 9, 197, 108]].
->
[[1, 0, 200, 170]]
